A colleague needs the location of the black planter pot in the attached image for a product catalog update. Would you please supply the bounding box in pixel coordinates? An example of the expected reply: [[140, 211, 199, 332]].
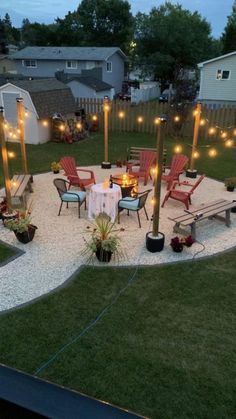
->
[[226, 186, 235, 192], [186, 169, 197, 178], [171, 245, 184, 253], [14, 224, 37, 244], [95, 248, 113, 262], [231, 200, 236, 213], [53, 170, 60, 174], [146, 231, 165, 253]]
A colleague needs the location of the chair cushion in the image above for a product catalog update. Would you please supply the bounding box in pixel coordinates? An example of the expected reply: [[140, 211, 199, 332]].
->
[[62, 191, 86, 202], [119, 197, 139, 210]]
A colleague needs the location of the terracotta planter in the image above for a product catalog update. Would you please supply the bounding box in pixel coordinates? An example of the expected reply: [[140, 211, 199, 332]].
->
[[14, 224, 37, 244]]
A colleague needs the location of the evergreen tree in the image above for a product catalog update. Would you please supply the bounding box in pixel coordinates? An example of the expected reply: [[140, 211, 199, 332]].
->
[[221, 0, 236, 54]]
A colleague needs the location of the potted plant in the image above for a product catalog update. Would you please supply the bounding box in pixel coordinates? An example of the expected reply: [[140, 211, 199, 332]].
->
[[51, 161, 61, 174], [170, 235, 194, 252], [224, 179, 235, 192], [83, 212, 123, 262], [4, 206, 37, 244]]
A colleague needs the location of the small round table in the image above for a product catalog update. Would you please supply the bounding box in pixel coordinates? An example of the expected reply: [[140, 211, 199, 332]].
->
[[88, 183, 122, 222]]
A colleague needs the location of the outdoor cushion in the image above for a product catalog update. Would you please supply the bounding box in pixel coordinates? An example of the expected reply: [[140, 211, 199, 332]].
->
[[119, 197, 139, 210], [62, 191, 86, 202]]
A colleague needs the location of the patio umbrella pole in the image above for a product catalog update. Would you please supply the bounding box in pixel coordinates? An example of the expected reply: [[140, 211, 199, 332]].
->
[[187, 102, 201, 178], [101, 96, 111, 169], [0, 107, 12, 212], [16, 97, 28, 174]]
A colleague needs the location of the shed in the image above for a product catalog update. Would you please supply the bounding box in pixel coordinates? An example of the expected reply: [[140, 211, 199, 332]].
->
[[0, 78, 75, 144]]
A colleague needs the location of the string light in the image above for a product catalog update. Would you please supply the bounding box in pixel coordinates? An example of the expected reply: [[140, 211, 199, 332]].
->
[[174, 116, 180, 122], [199, 119, 206, 126], [8, 151, 15, 158], [118, 111, 125, 119], [151, 166, 158, 176], [208, 148, 217, 157], [208, 127, 216, 135], [137, 116, 143, 123], [42, 120, 48, 127], [174, 145, 182, 153], [59, 124, 65, 131], [154, 117, 160, 125], [193, 151, 200, 159], [225, 139, 233, 147], [92, 115, 98, 121], [221, 131, 227, 139], [24, 111, 29, 117], [76, 122, 82, 129], [104, 104, 110, 112]]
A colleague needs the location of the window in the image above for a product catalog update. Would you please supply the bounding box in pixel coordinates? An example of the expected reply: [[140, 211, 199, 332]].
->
[[106, 61, 112, 72], [216, 69, 230, 80], [23, 60, 37, 68], [66, 60, 77, 69]]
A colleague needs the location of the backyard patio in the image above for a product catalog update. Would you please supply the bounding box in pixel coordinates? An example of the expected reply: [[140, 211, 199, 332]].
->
[[1, 164, 236, 312]]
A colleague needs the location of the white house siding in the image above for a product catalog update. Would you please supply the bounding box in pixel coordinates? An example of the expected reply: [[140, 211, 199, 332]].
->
[[199, 55, 236, 104], [67, 80, 113, 100], [0, 84, 49, 144]]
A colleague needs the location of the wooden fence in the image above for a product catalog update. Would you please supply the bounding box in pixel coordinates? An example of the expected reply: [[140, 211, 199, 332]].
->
[[76, 98, 236, 138]]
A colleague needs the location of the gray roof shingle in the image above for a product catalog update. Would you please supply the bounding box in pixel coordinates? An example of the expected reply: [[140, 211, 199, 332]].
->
[[8, 78, 76, 118], [66, 76, 113, 91], [11, 46, 126, 61]]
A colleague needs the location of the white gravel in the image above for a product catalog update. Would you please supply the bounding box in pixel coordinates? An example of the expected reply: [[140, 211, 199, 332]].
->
[[0, 166, 236, 312]]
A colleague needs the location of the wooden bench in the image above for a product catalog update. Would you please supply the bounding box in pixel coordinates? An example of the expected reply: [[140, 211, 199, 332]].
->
[[0, 174, 33, 208], [126, 146, 167, 171], [169, 199, 236, 240]]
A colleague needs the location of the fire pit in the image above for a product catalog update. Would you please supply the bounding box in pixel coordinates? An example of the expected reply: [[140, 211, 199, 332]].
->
[[111, 173, 138, 197]]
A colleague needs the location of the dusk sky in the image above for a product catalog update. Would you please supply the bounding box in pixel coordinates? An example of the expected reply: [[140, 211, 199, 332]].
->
[[1, 0, 234, 38]]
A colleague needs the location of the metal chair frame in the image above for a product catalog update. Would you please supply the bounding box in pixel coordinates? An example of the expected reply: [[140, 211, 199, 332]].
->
[[117, 189, 152, 228], [53, 178, 86, 218]]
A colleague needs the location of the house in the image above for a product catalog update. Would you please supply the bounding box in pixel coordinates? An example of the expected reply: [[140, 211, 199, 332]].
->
[[56, 68, 114, 100], [10, 46, 126, 94], [0, 78, 75, 144], [198, 51, 236, 106], [0, 54, 17, 74]]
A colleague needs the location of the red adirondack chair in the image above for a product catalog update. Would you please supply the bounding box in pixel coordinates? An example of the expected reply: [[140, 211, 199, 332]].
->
[[162, 154, 189, 189], [60, 156, 96, 191], [128, 150, 156, 185], [161, 174, 205, 209]]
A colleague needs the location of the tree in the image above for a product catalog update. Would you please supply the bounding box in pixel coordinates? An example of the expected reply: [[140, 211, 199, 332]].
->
[[134, 2, 215, 87], [221, 0, 236, 54], [76, 0, 134, 51], [21, 18, 57, 46]]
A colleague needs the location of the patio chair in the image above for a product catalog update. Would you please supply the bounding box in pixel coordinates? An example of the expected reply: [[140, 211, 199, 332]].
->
[[117, 189, 152, 228], [60, 156, 96, 191], [162, 154, 189, 190], [53, 178, 86, 217], [128, 150, 156, 185], [161, 174, 205, 210]]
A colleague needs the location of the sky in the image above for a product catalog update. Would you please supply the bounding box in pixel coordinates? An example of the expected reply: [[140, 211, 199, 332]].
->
[[0, 0, 234, 38]]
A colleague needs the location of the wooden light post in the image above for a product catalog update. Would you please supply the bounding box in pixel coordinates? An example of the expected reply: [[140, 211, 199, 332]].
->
[[101, 96, 111, 169], [146, 116, 167, 252], [186, 102, 202, 178], [0, 106, 12, 212], [16, 97, 28, 174]]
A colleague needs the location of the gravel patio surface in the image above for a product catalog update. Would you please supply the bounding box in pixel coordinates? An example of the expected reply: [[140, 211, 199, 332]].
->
[[1, 165, 236, 312]]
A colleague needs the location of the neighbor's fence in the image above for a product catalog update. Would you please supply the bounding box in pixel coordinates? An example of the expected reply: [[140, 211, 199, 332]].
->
[[76, 98, 236, 138]]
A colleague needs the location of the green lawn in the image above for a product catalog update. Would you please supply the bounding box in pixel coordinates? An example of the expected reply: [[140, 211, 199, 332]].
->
[[0, 252, 235, 418], [0, 242, 16, 264], [0, 132, 236, 418], [1, 131, 236, 186]]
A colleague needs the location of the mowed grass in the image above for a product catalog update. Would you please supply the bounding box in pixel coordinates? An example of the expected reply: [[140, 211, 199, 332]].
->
[[1, 130, 236, 185], [0, 242, 16, 264], [0, 251, 236, 418], [0, 131, 236, 417]]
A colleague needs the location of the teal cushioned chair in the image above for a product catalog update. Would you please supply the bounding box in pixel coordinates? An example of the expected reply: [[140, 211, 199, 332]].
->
[[117, 189, 152, 228], [53, 178, 86, 218]]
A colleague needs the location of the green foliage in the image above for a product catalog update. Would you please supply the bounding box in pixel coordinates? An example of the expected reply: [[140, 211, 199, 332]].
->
[[134, 2, 215, 84], [83, 212, 122, 258], [221, 0, 236, 54], [0, 251, 236, 417]]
